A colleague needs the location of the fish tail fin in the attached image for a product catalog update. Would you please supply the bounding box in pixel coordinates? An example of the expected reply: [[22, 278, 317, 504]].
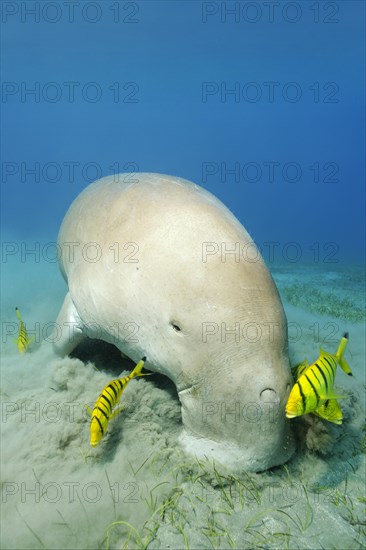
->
[[336, 332, 348, 357], [339, 357, 352, 376], [15, 307, 22, 321], [130, 356, 148, 378], [336, 333, 352, 376]]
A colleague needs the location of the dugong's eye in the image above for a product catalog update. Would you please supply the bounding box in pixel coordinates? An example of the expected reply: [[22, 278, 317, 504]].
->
[[170, 321, 181, 332]]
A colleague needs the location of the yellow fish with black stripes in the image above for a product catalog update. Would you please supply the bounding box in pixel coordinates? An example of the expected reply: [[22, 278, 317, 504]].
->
[[286, 333, 352, 424], [290, 360, 344, 424], [90, 356, 149, 447], [15, 307, 34, 353]]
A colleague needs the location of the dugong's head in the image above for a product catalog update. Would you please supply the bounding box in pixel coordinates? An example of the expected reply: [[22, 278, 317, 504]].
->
[[55, 173, 295, 471]]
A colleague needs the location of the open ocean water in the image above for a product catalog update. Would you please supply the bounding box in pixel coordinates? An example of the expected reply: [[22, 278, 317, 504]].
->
[[1, 2, 365, 549]]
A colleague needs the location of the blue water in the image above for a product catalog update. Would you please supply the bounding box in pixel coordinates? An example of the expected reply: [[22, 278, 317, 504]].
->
[[1, 1, 365, 264]]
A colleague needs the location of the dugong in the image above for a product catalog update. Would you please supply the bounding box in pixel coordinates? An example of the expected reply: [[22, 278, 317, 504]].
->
[[53, 173, 295, 471]]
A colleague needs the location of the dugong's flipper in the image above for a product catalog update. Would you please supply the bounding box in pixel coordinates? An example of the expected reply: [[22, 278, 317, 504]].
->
[[53, 292, 85, 356]]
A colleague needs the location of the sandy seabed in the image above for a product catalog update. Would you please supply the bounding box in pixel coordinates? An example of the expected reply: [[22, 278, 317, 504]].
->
[[1, 254, 365, 550]]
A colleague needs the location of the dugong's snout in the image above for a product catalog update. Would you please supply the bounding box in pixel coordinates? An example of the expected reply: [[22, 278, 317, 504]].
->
[[257, 362, 293, 413], [257, 383, 288, 425], [259, 387, 279, 401], [178, 353, 294, 472], [259, 379, 291, 405]]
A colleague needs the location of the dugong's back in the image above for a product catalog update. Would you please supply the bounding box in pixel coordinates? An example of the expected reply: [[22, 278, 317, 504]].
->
[[58, 173, 278, 309], [55, 173, 294, 472], [59, 172, 253, 277]]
